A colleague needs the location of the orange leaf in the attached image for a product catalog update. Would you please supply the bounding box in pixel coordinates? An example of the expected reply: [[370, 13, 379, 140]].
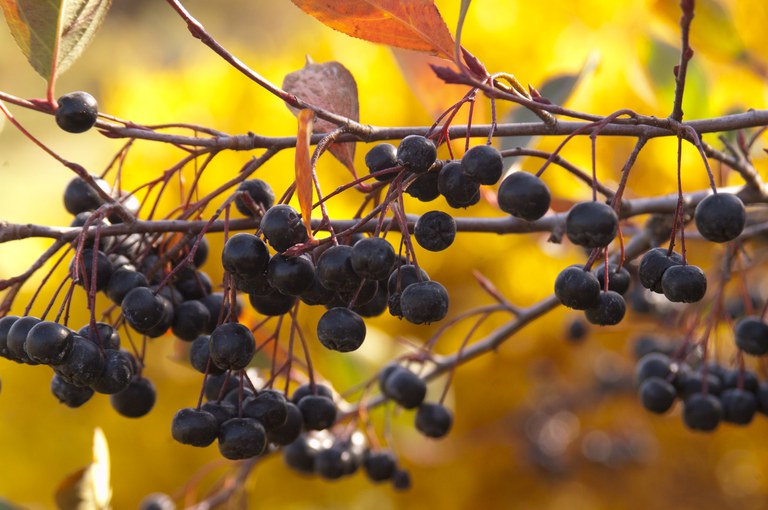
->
[[283, 60, 359, 175], [290, 0, 456, 60], [295, 109, 315, 240]]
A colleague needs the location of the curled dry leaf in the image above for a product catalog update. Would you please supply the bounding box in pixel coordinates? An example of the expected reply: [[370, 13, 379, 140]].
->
[[290, 0, 455, 59], [283, 60, 360, 175], [0, 0, 112, 82], [295, 108, 315, 240]]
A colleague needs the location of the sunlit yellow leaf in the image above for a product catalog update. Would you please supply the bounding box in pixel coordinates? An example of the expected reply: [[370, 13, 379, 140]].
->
[[54, 427, 111, 510]]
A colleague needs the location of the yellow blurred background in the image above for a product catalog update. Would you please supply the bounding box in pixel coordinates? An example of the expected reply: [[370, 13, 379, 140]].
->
[[1, 0, 768, 508]]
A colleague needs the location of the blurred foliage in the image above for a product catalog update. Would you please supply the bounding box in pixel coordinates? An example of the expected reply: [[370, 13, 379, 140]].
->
[[0, 0, 768, 508]]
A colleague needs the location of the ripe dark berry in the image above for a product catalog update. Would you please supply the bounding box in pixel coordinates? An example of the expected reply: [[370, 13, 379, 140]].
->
[[734, 316, 768, 355], [350, 237, 395, 280], [209, 323, 255, 370], [364, 450, 398, 482], [392, 469, 412, 491], [365, 143, 399, 181], [397, 135, 437, 174], [25, 321, 74, 365], [682, 393, 722, 432], [107, 268, 149, 305], [497, 171, 551, 221], [56, 336, 105, 387], [218, 417, 267, 460], [221, 233, 270, 279], [291, 383, 333, 404], [720, 388, 757, 425], [317, 245, 361, 293], [171, 407, 219, 447], [352, 283, 389, 318], [593, 263, 631, 295], [55, 91, 98, 133], [6, 315, 41, 363], [51, 373, 94, 408], [388, 264, 429, 295], [71, 249, 112, 292], [694, 193, 746, 243], [172, 300, 211, 341], [174, 267, 212, 301], [382, 366, 426, 409], [314, 445, 349, 480], [121, 287, 167, 334], [565, 201, 618, 248], [283, 435, 317, 473], [400, 280, 449, 324], [260, 204, 309, 252], [635, 353, 672, 383], [661, 264, 707, 303], [234, 179, 275, 217], [461, 144, 503, 185], [267, 254, 315, 296], [317, 307, 366, 352], [638, 377, 676, 414], [200, 401, 236, 427], [63, 176, 109, 215], [200, 292, 235, 332], [438, 161, 480, 208], [676, 371, 722, 400], [638, 248, 683, 293], [267, 402, 303, 445], [415, 402, 453, 438], [584, 290, 626, 326], [405, 171, 441, 202], [243, 390, 288, 431], [0, 315, 19, 359], [248, 288, 297, 316], [79, 322, 121, 350], [189, 335, 223, 375], [299, 274, 337, 306], [298, 395, 337, 430], [143, 295, 174, 338], [91, 349, 134, 394], [414, 211, 456, 251], [110, 378, 156, 418], [554, 265, 600, 310]]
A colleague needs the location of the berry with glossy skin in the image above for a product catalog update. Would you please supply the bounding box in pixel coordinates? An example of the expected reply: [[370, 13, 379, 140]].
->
[[291, 383, 333, 404], [91, 349, 134, 394], [676, 371, 722, 400], [199, 292, 235, 332], [209, 323, 255, 370], [221, 233, 270, 279], [387, 265, 429, 295], [314, 445, 349, 480], [635, 353, 672, 383], [243, 390, 288, 431], [638, 248, 684, 293], [248, 288, 297, 316], [734, 316, 768, 355], [350, 237, 395, 280], [415, 402, 453, 438], [267, 254, 315, 296], [0, 315, 19, 358], [234, 179, 275, 217], [593, 263, 631, 295], [143, 295, 174, 338], [364, 450, 398, 482], [461, 145, 503, 185], [172, 300, 210, 341], [406, 171, 441, 202], [171, 407, 219, 447], [400, 280, 449, 324], [316, 245, 361, 293], [200, 401, 236, 427], [317, 307, 366, 352], [218, 417, 267, 460], [382, 366, 426, 409], [121, 287, 167, 334], [51, 373, 94, 408], [56, 336, 104, 387], [298, 395, 337, 430], [110, 378, 156, 418], [554, 265, 600, 310], [584, 291, 626, 326], [268, 402, 303, 445], [25, 321, 74, 365], [397, 135, 437, 174], [63, 176, 109, 215], [661, 264, 707, 303], [71, 249, 112, 292], [497, 171, 551, 221], [174, 267, 212, 301], [107, 268, 149, 305], [720, 388, 757, 425], [55, 91, 98, 133], [694, 193, 746, 243], [189, 335, 224, 375], [365, 143, 399, 181], [639, 377, 676, 414], [438, 161, 480, 208], [299, 274, 337, 306], [682, 393, 722, 432], [260, 204, 309, 252], [414, 211, 456, 251], [565, 201, 619, 248], [283, 435, 317, 474], [6, 315, 41, 364]]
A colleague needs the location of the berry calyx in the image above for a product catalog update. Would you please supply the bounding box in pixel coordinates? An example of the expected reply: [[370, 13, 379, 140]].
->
[[414, 211, 456, 252]]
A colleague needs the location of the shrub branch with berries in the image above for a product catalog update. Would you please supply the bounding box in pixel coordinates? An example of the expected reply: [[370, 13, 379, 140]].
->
[[1, 0, 768, 508]]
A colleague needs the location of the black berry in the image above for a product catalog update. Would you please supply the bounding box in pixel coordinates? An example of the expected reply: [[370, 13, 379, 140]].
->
[[234, 179, 275, 217], [400, 280, 449, 324], [317, 307, 366, 352], [694, 193, 746, 243], [110, 377, 156, 418], [497, 171, 551, 221], [217, 417, 267, 459], [55, 91, 98, 133], [661, 264, 707, 303], [414, 211, 456, 251], [461, 145, 503, 185], [350, 237, 395, 280], [209, 323, 255, 370], [365, 143, 399, 181], [734, 316, 768, 355], [260, 204, 309, 252], [554, 265, 600, 310], [415, 402, 453, 438], [638, 248, 683, 293], [171, 407, 219, 447], [397, 135, 437, 174], [584, 290, 626, 326], [565, 201, 619, 248]]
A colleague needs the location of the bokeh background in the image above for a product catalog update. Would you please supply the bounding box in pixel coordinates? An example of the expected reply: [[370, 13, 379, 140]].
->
[[2, 0, 768, 508]]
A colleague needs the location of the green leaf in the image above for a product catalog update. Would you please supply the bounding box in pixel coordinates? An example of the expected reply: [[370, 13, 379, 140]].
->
[[501, 52, 599, 160], [0, 0, 112, 82]]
